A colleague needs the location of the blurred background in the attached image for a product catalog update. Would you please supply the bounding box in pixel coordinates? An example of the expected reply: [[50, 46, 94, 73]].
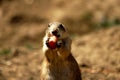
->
[[0, 0, 120, 80]]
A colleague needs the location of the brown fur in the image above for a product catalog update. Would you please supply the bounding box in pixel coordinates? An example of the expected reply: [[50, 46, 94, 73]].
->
[[40, 22, 82, 80]]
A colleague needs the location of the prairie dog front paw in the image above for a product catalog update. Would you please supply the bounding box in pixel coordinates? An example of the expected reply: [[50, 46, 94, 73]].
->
[[57, 40, 65, 48], [45, 38, 50, 48]]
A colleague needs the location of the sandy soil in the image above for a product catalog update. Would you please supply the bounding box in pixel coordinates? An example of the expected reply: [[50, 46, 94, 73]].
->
[[0, 0, 120, 80]]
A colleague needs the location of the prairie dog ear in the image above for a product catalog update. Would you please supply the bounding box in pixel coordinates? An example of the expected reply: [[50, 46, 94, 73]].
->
[[59, 24, 66, 32], [48, 22, 52, 27], [48, 24, 50, 27]]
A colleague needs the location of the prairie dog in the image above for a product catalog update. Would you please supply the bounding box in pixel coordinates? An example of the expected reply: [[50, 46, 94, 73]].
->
[[40, 22, 82, 80]]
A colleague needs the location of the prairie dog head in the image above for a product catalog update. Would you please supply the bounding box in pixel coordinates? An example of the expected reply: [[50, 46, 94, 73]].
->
[[46, 22, 68, 39]]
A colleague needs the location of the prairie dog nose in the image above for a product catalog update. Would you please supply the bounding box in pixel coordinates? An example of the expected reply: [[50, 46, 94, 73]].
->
[[52, 30, 57, 35]]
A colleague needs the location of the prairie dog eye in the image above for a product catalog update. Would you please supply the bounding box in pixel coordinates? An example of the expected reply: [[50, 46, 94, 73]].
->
[[58, 24, 66, 32]]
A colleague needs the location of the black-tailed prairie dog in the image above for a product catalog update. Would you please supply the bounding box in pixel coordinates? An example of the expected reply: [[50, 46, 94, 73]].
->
[[40, 22, 82, 80]]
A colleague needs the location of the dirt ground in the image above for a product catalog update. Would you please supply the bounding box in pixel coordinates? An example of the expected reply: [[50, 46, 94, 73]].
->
[[0, 0, 120, 80]]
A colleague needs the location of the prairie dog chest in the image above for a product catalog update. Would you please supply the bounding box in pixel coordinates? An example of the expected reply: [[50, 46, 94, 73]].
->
[[40, 60, 73, 80]]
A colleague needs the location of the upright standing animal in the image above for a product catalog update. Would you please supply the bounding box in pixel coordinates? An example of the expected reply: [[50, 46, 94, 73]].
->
[[40, 22, 82, 80]]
